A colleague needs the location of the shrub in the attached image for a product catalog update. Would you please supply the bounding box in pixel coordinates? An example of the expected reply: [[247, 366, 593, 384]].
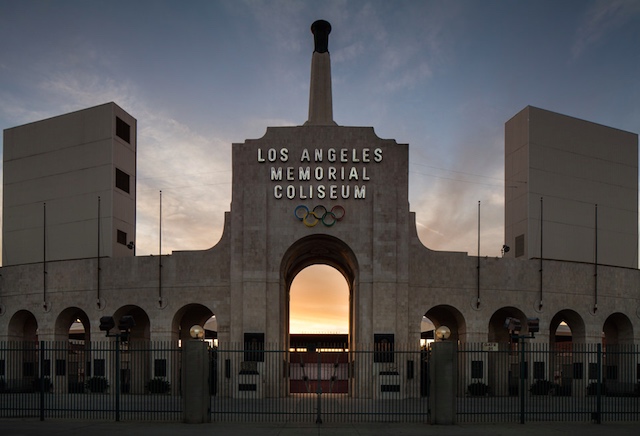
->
[[146, 377, 171, 394], [467, 382, 490, 396], [33, 377, 52, 392], [68, 381, 85, 393], [86, 376, 109, 393], [529, 379, 555, 395]]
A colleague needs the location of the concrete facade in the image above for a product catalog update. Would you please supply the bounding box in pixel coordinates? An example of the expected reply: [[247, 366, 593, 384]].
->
[[0, 20, 639, 399], [2, 102, 136, 266], [505, 106, 638, 268]]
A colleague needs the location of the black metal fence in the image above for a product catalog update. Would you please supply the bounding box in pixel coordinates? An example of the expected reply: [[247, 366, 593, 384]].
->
[[2, 340, 638, 424], [209, 343, 429, 423], [0, 340, 181, 421], [457, 342, 640, 423]]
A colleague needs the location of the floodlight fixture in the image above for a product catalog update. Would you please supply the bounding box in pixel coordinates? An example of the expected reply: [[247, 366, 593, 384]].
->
[[527, 317, 540, 333], [504, 317, 521, 333], [118, 315, 136, 331], [99, 316, 115, 332]]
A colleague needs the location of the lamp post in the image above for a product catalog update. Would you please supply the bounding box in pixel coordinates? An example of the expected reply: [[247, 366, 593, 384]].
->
[[99, 315, 135, 422], [435, 325, 451, 341], [504, 317, 539, 424]]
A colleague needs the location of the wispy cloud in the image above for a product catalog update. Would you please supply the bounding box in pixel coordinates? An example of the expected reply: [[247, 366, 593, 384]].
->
[[572, 0, 640, 59]]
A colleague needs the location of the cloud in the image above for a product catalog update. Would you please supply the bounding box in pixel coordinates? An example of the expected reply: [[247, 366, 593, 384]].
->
[[572, 0, 640, 59], [0, 40, 234, 259]]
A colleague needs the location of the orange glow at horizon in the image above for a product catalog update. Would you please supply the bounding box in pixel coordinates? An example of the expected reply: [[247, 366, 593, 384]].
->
[[289, 264, 349, 334]]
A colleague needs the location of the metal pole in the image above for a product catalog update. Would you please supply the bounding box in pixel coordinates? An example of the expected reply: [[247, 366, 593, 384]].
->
[[520, 338, 525, 424], [43, 203, 47, 307], [115, 335, 121, 422], [477, 201, 480, 308], [316, 347, 322, 424], [40, 340, 45, 421], [594, 204, 598, 312], [596, 343, 602, 424], [539, 197, 543, 309], [159, 190, 163, 305], [97, 196, 101, 305]]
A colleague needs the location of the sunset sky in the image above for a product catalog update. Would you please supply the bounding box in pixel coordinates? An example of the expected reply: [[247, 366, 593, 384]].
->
[[1, 1, 639, 332]]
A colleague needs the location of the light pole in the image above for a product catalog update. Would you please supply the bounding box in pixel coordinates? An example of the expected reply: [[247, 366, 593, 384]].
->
[[99, 315, 135, 422], [504, 317, 539, 424]]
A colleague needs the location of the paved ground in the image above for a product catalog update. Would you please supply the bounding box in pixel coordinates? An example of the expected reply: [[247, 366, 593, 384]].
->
[[1, 419, 639, 436]]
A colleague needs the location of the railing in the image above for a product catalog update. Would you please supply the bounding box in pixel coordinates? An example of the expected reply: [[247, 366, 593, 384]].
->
[[210, 343, 429, 423], [457, 343, 640, 423], [2, 340, 637, 423], [0, 340, 181, 421]]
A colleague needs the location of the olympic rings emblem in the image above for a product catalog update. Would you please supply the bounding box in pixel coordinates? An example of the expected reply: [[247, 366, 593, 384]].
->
[[294, 205, 346, 227]]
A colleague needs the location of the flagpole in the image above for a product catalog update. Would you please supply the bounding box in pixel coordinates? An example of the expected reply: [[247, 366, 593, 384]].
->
[[476, 200, 481, 308], [159, 190, 163, 306]]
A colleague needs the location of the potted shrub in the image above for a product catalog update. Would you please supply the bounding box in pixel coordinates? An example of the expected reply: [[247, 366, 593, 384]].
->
[[146, 377, 171, 394], [86, 376, 109, 393], [33, 377, 52, 392], [529, 379, 555, 395], [467, 382, 490, 396]]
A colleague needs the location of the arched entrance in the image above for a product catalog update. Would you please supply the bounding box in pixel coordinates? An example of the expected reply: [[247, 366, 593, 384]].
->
[[602, 313, 635, 392], [281, 235, 358, 394], [55, 307, 91, 393], [488, 307, 528, 396], [288, 264, 349, 394]]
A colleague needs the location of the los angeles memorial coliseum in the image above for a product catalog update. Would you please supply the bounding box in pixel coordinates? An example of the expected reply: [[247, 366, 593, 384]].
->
[[1, 20, 639, 401]]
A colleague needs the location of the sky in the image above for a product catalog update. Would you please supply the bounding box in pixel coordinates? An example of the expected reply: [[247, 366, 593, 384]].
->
[[1, 1, 639, 333]]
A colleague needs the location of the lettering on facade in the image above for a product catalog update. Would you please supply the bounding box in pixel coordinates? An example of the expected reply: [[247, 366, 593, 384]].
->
[[257, 147, 383, 200]]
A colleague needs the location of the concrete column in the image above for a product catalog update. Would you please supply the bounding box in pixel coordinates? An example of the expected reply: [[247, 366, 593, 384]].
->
[[182, 339, 210, 424], [430, 341, 457, 424]]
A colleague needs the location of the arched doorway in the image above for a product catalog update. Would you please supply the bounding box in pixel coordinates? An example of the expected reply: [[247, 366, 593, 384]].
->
[[281, 235, 358, 394], [421, 305, 466, 397], [172, 303, 215, 344], [288, 264, 349, 394], [6, 311, 39, 390], [602, 313, 635, 393], [549, 310, 586, 396], [488, 307, 527, 397], [55, 307, 91, 393], [172, 304, 216, 394]]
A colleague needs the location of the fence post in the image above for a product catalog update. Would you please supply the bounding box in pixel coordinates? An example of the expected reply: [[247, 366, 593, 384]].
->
[[429, 341, 457, 424], [183, 339, 210, 423], [39, 341, 45, 421], [596, 343, 602, 424]]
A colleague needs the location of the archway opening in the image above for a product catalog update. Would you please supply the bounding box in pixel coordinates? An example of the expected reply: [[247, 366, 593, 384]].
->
[[289, 264, 349, 335], [281, 235, 357, 395]]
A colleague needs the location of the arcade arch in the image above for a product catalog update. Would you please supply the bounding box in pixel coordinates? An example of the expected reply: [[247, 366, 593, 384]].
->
[[112, 305, 150, 342], [7, 310, 38, 342], [171, 303, 215, 343], [488, 307, 527, 343], [423, 305, 466, 343], [289, 264, 349, 334], [280, 235, 358, 347], [603, 312, 634, 346], [549, 309, 585, 346], [55, 307, 91, 342]]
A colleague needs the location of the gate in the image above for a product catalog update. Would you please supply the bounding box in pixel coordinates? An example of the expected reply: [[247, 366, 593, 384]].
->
[[457, 343, 640, 423], [209, 343, 430, 423]]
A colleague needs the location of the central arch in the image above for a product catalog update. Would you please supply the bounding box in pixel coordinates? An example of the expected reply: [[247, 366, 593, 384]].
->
[[280, 234, 359, 349]]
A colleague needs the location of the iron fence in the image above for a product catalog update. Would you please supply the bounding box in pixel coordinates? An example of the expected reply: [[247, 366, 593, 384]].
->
[[209, 343, 430, 423], [457, 342, 640, 423], [0, 340, 181, 421], [2, 340, 638, 424]]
